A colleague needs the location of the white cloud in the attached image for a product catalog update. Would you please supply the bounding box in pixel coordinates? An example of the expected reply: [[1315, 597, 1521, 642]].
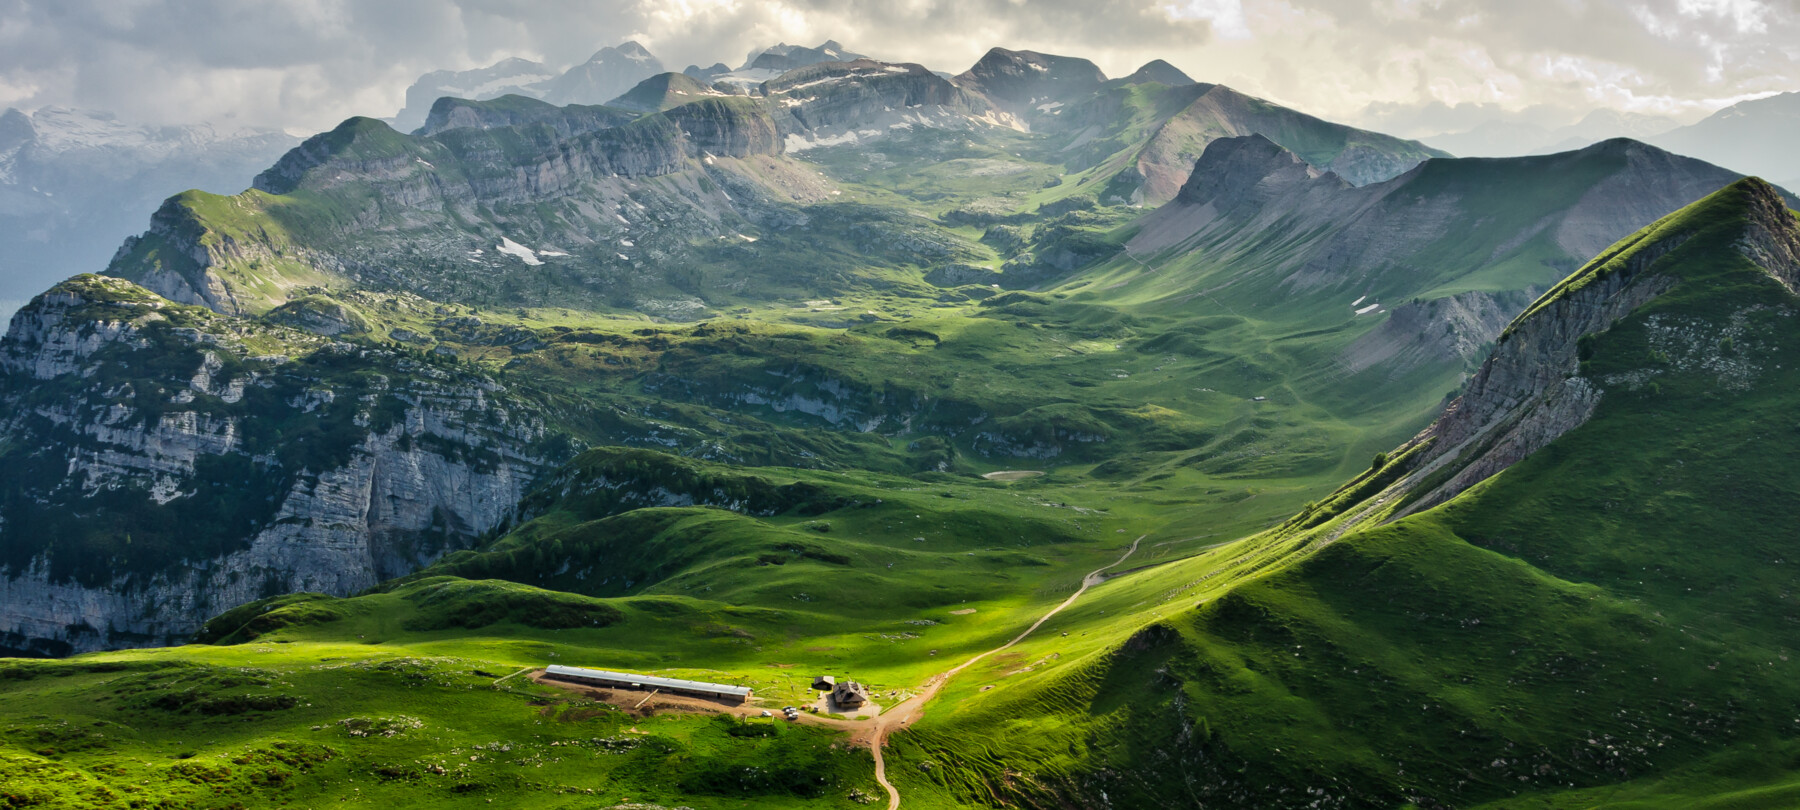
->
[[0, 0, 1792, 139]]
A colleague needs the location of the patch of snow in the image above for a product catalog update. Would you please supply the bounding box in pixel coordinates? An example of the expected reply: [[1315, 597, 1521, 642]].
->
[[1354, 303, 1382, 315], [714, 68, 783, 89], [497, 237, 543, 266], [884, 65, 909, 73], [617, 253, 631, 261], [785, 130, 864, 152], [415, 157, 434, 168], [615, 214, 632, 226], [619, 239, 634, 247], [1036, 101, 1064, 113], [1029, 63, 1049, 72], [737, 234, 758, 242], [538, 248, 570, 257], [1351, 295, 1367, 306]]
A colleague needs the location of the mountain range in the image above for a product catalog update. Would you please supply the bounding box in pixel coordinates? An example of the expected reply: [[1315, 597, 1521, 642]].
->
[[392, 42, 668, 133], [0, 106, 298, 322], [3, 38, 1800, 810], [1648, 91, 1800, 190], [1421, 107, 1682, 157]]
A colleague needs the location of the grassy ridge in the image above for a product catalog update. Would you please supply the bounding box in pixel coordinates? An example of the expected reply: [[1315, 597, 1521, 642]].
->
[[878, 178, 1800, 808]]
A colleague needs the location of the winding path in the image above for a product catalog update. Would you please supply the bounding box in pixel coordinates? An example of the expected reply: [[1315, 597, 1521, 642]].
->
[[867, 535, 1145, 809], [532, 536, 1146, 809]]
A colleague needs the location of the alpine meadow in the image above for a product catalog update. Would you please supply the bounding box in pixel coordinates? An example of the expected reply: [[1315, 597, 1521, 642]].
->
[[2, 5, 1800, 809]]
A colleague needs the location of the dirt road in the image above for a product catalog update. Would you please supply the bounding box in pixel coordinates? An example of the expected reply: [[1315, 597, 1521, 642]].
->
[[867, 535, 1145, 809], [534, 536, 1147, 810]]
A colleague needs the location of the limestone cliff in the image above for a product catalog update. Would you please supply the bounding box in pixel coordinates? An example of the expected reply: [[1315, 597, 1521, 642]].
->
[[0, 276, 566, 654]]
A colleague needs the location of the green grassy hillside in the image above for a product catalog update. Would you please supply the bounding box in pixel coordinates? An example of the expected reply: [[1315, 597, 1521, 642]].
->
[[11, 52, 1800, 809], [876, 179, 1800, 808]]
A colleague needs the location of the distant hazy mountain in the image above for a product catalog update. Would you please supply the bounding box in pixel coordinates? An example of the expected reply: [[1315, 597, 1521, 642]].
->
[[1424, 108, 1680, 157], [1650, 92, 1800, 189], [676, 40, 873, 93], [392, 43, 665, 132], [738, 40, 867, 72], [0, 106, 297, 321], [392, 57, 559, 133], [537, 42, 667, 107]]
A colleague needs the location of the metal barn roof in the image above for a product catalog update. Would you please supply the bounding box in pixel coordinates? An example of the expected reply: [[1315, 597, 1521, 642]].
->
[[544, 665, 753, 698]]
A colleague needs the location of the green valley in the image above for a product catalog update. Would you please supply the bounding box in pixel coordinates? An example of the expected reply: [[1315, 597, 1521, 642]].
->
[[3, 38, 1799, 810]]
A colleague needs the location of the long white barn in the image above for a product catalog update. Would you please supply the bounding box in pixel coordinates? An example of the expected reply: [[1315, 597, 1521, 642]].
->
[[543, 665, 754, 703]]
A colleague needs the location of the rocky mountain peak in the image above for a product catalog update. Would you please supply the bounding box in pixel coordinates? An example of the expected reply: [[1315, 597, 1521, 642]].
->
[[538, 42, 667, 106], [607, 72, 723, 112], [394, 57, 558, 132], [605, 40, 656, 62], [743, 40, 867, 72], [956, 47, 1107, 109], [1124, 59, 1195, 87], [254, 116, 411, 195], [0, 107, 35, 152], [1174, 133, 1342, 207]]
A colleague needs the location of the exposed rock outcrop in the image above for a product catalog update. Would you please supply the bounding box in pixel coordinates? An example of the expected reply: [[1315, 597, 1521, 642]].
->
[[1391, 178, 1800, 515], [742, 40, 867, 73], [1339, 289, 1537, 377], [0, 277, 565, 654], [417, 95, 636, 137], [763, 60, 995, 150]]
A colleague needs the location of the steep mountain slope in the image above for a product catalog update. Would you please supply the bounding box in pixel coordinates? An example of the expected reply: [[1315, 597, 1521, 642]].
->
[[1045, 78, 1447, 205], [105, 103, 812, 316], [1118, 84, 1449, 202], [1124, 59, 1195, 87], [605, 72, 729, 112], [0, 107, 298, 319], [1111, 135, 1779, 376], [414, 94, 638, 137], [892, 177, 1800, 809], [1651, 92, 1800, 189], [955, 47, 1107, 116], [0, 276, 568, 655], [762, 60, 995, 150]]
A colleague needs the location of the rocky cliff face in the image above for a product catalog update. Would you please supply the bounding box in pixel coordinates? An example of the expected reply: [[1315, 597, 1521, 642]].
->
[[1389, 178, 1800, 516], [417, 96, 637, 138], [763, 60, 995, 149], [0, 276, 565, 654], [107, 100, 818, 317], [1338, 289, 1537, 377]]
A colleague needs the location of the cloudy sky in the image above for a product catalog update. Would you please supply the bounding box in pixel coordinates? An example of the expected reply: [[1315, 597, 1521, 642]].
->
[[0, 0, 1795, 137]]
